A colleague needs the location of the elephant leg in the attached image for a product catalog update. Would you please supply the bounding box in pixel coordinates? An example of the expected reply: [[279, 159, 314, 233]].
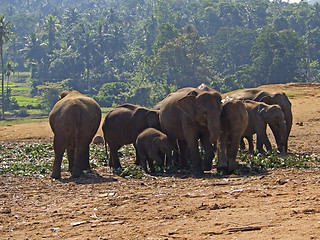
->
[[52, 135, 66, 179], [186, 139, 203, 175], [256, 133, 271, 153], [227, 136, 241, 172], [134, 143, 141, 166], [200, 135, 214, 171], [67, 148, 74, 173], [72, 145, 85, 178], [171, 140, 179, 166], [149, 151, 164, 173], [82, 145, 91, 171], [240, 137, 245, 150], [217, 135, 228, 173], [178, 140, 188, 170], [109, 144, 122, 169], [165, 151, 172, 168], [246, 136, 254, 152], [139, 151, 148, 172]]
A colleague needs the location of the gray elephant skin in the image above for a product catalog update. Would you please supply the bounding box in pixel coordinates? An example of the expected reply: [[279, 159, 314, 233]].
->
[[241, 100, 287, 153], [217, 100, 248, 173], [136, 128, 173, 173], [49, 90, 101, 179], [228, 89, 292, 152], [159, 84, 222, 174], [102, 104, 160, 170]]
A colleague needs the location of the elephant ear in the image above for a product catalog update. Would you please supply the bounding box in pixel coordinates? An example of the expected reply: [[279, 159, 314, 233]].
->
[[146, 110, 160, 129], [153, 136, 161, 147], [259, 95, 273, 105], [58, 90, 70, 100], [177, 95, 196, 121], [257, 104, 268, 120]]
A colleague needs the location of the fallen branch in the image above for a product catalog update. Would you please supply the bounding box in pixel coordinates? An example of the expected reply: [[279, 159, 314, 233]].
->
[[225, 226, 262, 232]]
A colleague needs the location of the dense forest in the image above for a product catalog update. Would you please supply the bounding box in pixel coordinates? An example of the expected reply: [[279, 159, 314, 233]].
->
[[1, 0, 320, 112]]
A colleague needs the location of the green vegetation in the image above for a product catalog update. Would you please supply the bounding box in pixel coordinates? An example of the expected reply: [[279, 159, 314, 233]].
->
[[0, 117, 48, 126], [234, 150, 320, 175], [0, 0, 319, 117], [14, 96, 39, 107], [0, 143, 318, 178], [0, 143, 53, 177]]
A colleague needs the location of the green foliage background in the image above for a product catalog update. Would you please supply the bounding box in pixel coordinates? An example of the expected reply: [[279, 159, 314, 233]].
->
[[1, 0, 320, 112]]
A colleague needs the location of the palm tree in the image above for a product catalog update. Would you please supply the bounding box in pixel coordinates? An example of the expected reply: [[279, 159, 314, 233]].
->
[[43, 14, 61, 53], [0, 14, 16, 119], [4, 61, 15, 94], [20, 32, 47, 77]]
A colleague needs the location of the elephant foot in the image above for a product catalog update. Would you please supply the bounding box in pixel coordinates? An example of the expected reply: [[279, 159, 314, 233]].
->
[[51, 171, 61, 179], [227, 160, 240, 173], [191, 168, 204, 176], [216, 166, 228, 174], [202, 161, 213, 171], [72, 168, 83, 178]]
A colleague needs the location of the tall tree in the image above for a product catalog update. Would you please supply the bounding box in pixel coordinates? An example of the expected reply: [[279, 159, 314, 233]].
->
[[42, 14, 61, 53], [20, 32, 47, 79], [0, 14, 16, 119], [4, 61, 15, 93], [151, 24, 215, 88], [250, 27, 305, 85]]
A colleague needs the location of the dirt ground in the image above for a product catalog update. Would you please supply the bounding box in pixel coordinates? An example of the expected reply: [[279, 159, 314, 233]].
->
[[0, 83, 320, 239]]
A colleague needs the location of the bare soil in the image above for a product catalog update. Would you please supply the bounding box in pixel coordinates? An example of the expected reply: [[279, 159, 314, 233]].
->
[[0, 83, 320, 239]]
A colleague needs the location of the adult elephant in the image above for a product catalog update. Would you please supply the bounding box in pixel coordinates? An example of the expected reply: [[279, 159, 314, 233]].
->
[[159, 84, 222, 174], [49, 90, 101, 179], [102, 104, 160, 170], [227, 89, 292, 152], [217, 100, 248, 173], [241, 100, 287, 153]]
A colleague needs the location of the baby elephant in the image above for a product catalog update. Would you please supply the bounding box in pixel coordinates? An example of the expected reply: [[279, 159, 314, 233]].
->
[[135, 128, 173, 173]]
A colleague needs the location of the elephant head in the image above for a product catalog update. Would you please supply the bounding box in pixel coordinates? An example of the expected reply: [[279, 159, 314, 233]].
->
[[176, 90, 222, 144], [146, 110, 160, 130], [58, 90, 71, 100], [259, 104, 287, 153], [153, 135, 173, 166]]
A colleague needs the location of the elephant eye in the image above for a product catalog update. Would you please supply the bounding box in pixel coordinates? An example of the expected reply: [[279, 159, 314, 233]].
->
[[203, 111, 207, 118]]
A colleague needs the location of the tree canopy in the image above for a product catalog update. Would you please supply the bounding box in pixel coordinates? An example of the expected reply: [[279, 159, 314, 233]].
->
[[1, 0, 320, 108]]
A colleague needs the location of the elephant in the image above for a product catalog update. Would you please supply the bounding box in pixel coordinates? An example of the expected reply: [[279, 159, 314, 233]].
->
[[102, 104, 160, 170], [217, 100, 248, 173], [49, 90, 101, 179], [159, 84, 222, 174], [135, 128, 173, 173], [227, 89, 292, 152], [241, 100, 287, 153]]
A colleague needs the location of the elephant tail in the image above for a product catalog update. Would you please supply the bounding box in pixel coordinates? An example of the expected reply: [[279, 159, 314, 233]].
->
[[72, 104, 83, 148]]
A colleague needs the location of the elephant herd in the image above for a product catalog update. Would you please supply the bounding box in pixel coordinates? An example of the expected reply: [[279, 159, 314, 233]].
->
[[49, 85, 292, 179]]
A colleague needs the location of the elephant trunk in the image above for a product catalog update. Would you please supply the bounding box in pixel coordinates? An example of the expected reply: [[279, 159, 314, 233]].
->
[[207, 111, 221, 144], [278, 122, 287, 153]]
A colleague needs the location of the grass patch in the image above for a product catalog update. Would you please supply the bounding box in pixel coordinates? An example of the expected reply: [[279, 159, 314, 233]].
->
[[0, 143, 109, 177], [0, 117, 49, 126], [0, 143, 54, 177], [0, 142, 318, 178], [119, 165, 145, 179], [14, 96, 41, 107], [234, 149, 320, 175], [286, 93, 307, 98]]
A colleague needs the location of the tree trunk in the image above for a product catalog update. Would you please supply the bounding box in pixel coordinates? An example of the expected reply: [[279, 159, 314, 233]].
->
[[1, 45, 5, 120]]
